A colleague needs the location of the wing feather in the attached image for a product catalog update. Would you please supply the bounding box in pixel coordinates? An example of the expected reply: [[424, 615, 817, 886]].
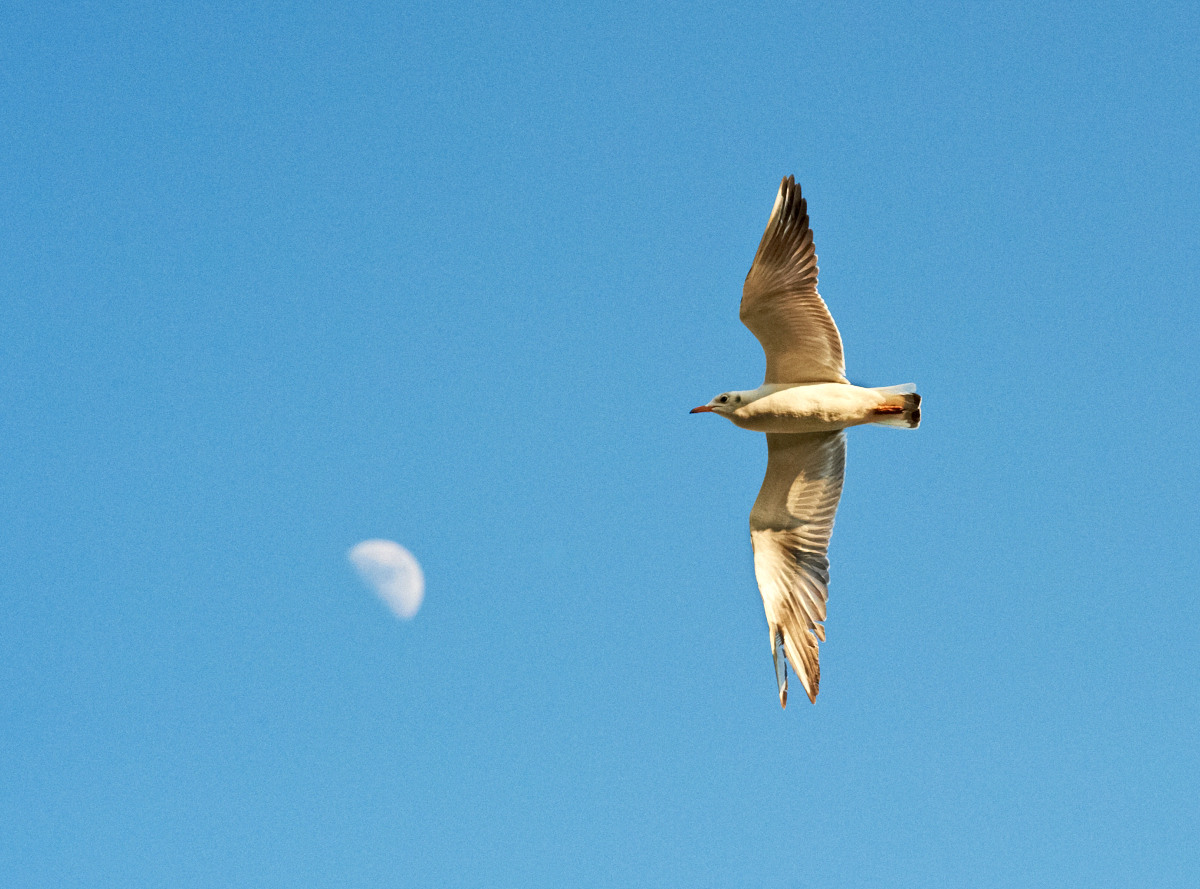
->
[[750, 431, 846, 703], [740, 177, 847, 384]]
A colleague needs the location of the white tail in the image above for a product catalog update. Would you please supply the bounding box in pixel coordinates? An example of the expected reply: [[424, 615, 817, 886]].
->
[[871, 384, 921, 428]]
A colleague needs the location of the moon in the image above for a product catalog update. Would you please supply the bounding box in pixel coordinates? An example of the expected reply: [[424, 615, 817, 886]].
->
[[348, 539, 425, 619]]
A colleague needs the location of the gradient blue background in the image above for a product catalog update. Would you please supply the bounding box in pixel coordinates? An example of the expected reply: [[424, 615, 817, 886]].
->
[[3, 2, 1198, 886]]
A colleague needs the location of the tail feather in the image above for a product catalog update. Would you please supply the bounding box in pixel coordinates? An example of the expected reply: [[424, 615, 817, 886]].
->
[[872, 385, 921, 428]]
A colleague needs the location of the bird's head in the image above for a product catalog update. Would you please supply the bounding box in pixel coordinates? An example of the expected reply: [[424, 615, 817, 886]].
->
[[690, 390, 746, 417]]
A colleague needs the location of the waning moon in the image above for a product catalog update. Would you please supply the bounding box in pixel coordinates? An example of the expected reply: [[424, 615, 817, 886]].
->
[[348, 539, 425, 619]]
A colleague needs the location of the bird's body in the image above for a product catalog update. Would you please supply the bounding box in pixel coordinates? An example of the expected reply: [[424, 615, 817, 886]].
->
[[692, 176, 920, 707], [721, 382, 919, 434]]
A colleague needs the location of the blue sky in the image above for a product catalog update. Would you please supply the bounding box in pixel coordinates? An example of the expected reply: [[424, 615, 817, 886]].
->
[[3, 1, 1198, 886]]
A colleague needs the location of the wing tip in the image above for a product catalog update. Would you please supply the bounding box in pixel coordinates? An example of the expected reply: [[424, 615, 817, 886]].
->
[[799, 651, 819, 703], [781, 628, 821, 706]]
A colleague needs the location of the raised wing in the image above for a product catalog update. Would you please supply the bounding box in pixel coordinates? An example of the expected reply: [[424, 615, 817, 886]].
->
[[749, 431, 846, 704], [740, 176, 847, 384]]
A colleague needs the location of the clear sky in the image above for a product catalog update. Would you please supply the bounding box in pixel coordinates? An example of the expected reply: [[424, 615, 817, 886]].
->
[[3, 1, 1198, 886]]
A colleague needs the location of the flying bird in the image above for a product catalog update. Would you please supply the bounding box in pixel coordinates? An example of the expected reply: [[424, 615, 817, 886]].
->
[[691, 176, 920, 707]]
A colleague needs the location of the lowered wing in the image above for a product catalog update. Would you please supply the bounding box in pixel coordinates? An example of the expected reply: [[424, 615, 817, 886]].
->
[[749, 431, 846, 704]]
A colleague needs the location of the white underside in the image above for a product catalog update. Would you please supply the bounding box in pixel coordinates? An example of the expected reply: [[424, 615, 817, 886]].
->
[[729, 382, 899, 433]]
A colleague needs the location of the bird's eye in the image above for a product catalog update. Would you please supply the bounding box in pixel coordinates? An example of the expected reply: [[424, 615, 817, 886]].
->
[[718, 395, 729, 403]]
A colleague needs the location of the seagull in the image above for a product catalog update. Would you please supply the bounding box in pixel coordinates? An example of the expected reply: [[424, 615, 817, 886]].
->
[[691, 176, 921, 707]]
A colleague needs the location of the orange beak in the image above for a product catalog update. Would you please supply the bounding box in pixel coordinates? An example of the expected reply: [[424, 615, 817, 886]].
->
[[690, 405, 714, 413]]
